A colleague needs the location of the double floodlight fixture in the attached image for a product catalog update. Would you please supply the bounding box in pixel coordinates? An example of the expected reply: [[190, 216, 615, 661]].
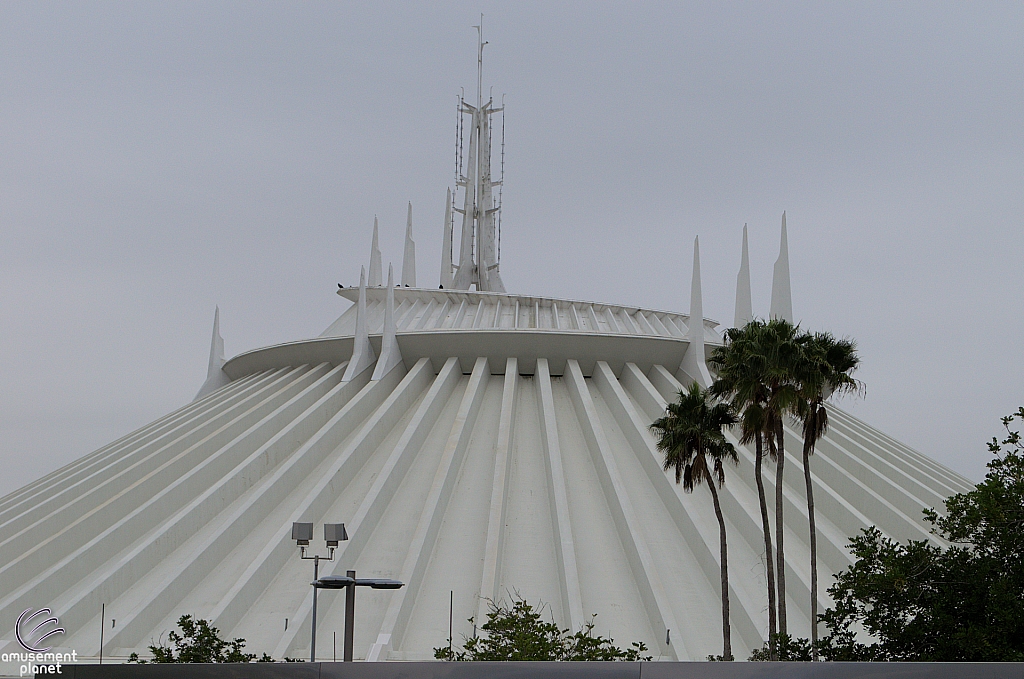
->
[[291, 521, 351, 662], [289, 520, 403, 662], [292, 522, 347, 556]]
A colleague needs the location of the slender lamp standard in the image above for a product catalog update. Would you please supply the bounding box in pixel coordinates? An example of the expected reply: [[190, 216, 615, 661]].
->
[[292, 522, 348, 662], [293, 522, 403, 662], [314, 574, 403, 661]]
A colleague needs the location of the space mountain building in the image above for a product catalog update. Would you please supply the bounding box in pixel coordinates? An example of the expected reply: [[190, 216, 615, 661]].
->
[[0, 38, 972, 664]]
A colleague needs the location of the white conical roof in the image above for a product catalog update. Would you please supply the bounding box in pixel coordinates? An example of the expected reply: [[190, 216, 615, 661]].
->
[[0, 282, 971, 663]]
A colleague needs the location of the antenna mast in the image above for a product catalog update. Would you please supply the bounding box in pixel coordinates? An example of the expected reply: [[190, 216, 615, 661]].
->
[[449, 16, 506, 293], [476, 15, 485, 111]]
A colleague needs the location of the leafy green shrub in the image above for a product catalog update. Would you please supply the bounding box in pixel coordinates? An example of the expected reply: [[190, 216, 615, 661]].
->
[[434, 595, 651, 661], [818, 408, 1024, 661], [747, 633, 812, 661], [127, 615, 264, 663]]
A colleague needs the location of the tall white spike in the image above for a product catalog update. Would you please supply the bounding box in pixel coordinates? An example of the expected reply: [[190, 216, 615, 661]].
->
[[402, 202, 416, 287], [440, 189, 454, 289], [453, 109, 478, 290], [207, 306, 225, 377], [369, 217, 383, 287], [343, 267, 377, 381], [679, 236, 713, 387], [372, 265, 404, 380], [770, 211, 793, 322], [194, 306, 230, 400], [734, 224, 753, 328]]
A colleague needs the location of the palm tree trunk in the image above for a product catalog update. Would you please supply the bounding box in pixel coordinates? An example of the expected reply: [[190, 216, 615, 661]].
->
[[707, 479, 732, 661], [775, 419, 787, 637], [802, 421, 819, 661], [754, 432, 778, 659]]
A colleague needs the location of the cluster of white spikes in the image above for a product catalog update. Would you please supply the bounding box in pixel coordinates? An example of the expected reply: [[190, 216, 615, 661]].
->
[[367, 204, 418, 288], [730, 212, 794, 327], [746, 211, 794, 329], [342, 263, 406, 383], [685, 212, 793, 387], [197, 205, 420, 398], [198, 213, 794, 399], [344, 204, 422, 383]]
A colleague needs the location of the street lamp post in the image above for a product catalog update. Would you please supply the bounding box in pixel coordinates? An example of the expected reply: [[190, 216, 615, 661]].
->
[[292, 522, 348, 662], [344, 570, 356, 660], [313, 573, 403, 661]]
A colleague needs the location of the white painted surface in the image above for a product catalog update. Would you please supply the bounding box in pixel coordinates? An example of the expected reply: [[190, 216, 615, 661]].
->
[[770, 212, 793, 323], [369, 218, 383, 288], [734, 226, 753, 329], [402, 203, 416, 289], [195, 306, 230, 400], [0, 270, 974, 662]]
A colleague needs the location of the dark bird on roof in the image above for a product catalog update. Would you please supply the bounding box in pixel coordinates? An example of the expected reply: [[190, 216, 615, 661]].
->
[[338, 283, 344, 289]]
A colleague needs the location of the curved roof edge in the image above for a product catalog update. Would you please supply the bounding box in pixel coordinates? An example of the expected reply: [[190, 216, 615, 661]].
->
[[223, 330, 697, 380], [322, 287, 722, 343]]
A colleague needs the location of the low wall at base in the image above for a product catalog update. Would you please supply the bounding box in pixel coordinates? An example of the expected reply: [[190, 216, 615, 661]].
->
[[35, 662, 1024, 679]]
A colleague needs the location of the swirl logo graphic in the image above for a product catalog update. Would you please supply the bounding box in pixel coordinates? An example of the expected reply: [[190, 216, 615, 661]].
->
[[16, 608, 65, 652]]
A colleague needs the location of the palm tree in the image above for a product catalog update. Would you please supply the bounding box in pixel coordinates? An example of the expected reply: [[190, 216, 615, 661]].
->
[[709, 321, 778, 658], [715, 319, 802, 639], [792, 332, 861, 660], [651, 382, 739, 661], [757, 318, 804, 639]]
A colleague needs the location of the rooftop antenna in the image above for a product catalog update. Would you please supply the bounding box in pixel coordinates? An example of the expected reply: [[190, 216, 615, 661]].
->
[[475, 15, 486, 111], [497, 93, 505, 266], [450, 15, 505, 293]]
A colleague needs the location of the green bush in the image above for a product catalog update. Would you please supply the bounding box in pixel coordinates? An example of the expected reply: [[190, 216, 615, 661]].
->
[[127, 615, 269, 663], [434, 595, 651, 661]]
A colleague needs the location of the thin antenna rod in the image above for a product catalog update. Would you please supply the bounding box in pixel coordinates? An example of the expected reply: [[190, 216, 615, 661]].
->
[[454, 95, 460, 184], [475, 15, 486, 110], [498, 95, 505, 266]]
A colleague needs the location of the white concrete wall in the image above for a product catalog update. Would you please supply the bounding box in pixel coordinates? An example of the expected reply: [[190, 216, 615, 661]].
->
[[0, 334, 972, 663]]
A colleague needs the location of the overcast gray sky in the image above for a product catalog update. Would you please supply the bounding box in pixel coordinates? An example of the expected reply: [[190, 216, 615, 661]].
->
[[1, 2, 1021, 496]]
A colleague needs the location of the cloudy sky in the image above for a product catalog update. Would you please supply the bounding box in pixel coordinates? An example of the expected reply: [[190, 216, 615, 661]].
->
[[1, 2, 1021, 496]]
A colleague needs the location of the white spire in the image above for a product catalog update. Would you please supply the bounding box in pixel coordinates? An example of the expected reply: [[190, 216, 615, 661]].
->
[[475, 14, 485, 110], [194, 306, 230, 400], [451, 20, 506, 293], [369, 217, 383, 287], [679, 236, 712, 387], [372, 265, 404, 380], [440, 188, 454, 289], [770, 211, 793, 323], [402, 202, 416, 287], [207, 306, 225, 378], [343, 267, 377, 381], [734, 224, 753, 328]]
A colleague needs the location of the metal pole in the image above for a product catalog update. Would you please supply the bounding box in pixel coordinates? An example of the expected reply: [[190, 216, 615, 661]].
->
[[99, 603, 104, 665], [310, 555, 320, 663], [344, 569, 356, 661]]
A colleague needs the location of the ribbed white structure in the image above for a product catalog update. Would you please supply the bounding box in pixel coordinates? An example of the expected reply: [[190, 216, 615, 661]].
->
[[0, 287, 972, 663]]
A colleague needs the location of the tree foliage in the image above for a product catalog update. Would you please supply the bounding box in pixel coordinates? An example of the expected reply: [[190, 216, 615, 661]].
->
[[818, 408, 1024, 661], [748, 633, 812, 661], [650, 381, 738, 660], [434, 595, 651, 661], [127, 615, 269, 663]]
